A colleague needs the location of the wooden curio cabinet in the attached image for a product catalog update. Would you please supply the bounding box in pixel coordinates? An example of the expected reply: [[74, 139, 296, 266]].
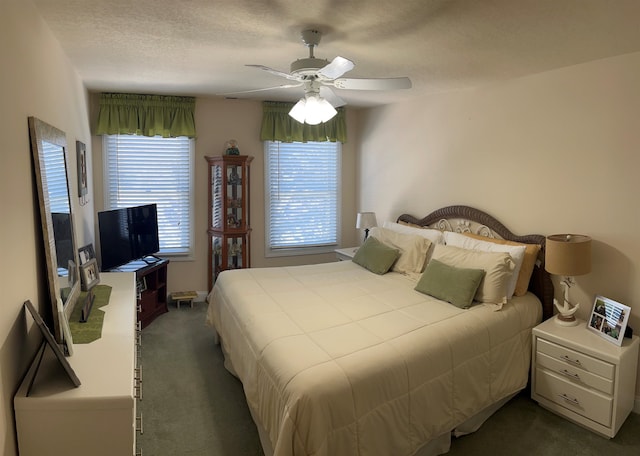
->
[[206, 155, 253, 289]]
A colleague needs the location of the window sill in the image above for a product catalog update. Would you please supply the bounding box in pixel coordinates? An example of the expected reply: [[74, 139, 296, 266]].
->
[[265, 245, 338, 258]]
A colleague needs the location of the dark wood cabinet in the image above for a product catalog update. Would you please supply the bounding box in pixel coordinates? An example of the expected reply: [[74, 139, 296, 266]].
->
[[206, 155, 253, 290], [135, 258, 169, 328]]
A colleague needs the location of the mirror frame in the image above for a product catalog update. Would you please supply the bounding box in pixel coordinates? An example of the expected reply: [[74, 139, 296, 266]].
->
[[29, 116, 80, 345]]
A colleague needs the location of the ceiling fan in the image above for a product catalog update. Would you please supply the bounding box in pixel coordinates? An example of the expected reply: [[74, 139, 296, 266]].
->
[[232, 29, 412, 124]]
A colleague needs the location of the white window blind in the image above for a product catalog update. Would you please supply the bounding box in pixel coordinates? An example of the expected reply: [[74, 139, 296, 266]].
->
[[103, 135, 194, 256], [265, 141, 341, 255]]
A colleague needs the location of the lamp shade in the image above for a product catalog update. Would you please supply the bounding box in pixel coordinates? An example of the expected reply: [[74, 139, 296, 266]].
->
[[545, 234, 592, 276], [288, 95, 337, 125], [356, 212, 377, 230]]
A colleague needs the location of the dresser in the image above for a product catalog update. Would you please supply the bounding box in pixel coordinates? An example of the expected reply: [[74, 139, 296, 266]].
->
[[14, 272, 142, 455], [531, 317, 639, 438]]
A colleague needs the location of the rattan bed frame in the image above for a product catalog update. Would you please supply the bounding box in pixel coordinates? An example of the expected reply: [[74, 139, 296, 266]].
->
[[397, 205, 554, 320]]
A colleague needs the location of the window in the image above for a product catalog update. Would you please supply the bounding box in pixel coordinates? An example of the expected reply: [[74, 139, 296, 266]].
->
[[264, 141, 341, 256], [103, 134, 194, 257]]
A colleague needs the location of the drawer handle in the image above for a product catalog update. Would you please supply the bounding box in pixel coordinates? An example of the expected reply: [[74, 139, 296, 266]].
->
[[558, 393, 580, 407], [135, 366, 143, 383], [560, 369, 581, 381], [135, 380, 143, 400], [136, 449, 143, 456], [560, 355, 582, 367], [136, 413, 144, 434]]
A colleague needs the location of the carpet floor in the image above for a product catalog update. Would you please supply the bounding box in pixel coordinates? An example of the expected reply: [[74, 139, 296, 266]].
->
[[138, 303, 640, 455]]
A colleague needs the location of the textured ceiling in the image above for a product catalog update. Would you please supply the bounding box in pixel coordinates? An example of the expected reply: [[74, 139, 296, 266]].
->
[[32, 0, 640, 107]]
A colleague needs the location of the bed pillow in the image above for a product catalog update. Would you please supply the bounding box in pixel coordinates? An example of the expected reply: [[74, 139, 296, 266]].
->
[[383, 221, 444, 245], [415, 259, 485, 309], [351, 236, 400, 275], [370, 227, 432, 274], [460, 232, 541, 296], [443, 231, 526, 299], [431, 244, 515, 307]]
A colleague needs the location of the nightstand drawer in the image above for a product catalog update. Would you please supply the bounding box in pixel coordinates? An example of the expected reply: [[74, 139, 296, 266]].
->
[[537, 352, 613, 395], [537, 338, 614, 380], [536, 368, 613, 427]]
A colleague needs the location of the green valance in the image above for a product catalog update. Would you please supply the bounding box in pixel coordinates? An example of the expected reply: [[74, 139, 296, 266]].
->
[[260, 101, 347, 143], [95, 93, 196, 138]]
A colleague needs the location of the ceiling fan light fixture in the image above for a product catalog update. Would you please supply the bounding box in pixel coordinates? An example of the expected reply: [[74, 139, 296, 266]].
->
[[288, 95, 337, 125], [289, 98, 307, 123]]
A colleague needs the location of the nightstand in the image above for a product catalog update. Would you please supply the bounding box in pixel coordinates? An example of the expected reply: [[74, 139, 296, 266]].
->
[[531, 317, 639, 438], [335, 247, 359, 261]]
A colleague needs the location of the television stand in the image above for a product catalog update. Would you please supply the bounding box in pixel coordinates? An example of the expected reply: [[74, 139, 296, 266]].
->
[[135, 258, 169, 329], [108, 258, 169, 328]]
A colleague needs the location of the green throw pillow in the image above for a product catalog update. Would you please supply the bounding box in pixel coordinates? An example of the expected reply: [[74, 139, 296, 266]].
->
[[415, 259, 486, 309], [352, 236, 400, 275]]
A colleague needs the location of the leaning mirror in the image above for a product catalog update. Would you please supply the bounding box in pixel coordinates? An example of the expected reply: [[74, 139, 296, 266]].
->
[[29, 116, 80, 346]]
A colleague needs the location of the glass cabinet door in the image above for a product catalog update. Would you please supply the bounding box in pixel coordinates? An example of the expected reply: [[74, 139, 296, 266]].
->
[[226, 236, 245, 270], [226, 164, 243, 230], [211, 163, 223, 230], [211, 233, 249, 282]]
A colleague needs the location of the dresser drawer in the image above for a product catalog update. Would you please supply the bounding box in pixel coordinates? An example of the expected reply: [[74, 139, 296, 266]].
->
[[535, 368, 612, 427], [537, 338, 614, 380], [537, 352, 614, 395]]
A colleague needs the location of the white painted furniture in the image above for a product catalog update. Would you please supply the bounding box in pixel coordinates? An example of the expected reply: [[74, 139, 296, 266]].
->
[[15, 272, 141, 456], [531, 317, 639, 438], [335, 246, 358, 261]]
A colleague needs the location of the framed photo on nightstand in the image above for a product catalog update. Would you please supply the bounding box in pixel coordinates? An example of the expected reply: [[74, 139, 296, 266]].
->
[[587, 295, 630, 346]]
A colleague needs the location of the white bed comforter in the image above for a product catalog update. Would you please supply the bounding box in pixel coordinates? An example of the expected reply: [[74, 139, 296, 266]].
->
[[206, 261, 542, 456]]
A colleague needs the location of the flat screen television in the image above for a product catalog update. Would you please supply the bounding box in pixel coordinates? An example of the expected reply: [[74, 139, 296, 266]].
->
[[98, 203, 160, 271]]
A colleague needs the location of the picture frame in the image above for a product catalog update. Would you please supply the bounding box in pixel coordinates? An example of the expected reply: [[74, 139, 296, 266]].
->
[[80, 258, 100, 291], [76, 140, 88, 198], [24, 300, 81, 393], [587, 295, 630, 346], [78, 243, 96, 266]]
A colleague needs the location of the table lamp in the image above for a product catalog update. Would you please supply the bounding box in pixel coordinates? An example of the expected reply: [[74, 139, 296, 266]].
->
[[545, 234, 592, 326], [356, 212, 377, 241]]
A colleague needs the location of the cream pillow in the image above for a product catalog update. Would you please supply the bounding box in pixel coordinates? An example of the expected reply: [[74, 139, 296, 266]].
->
[[370, 227, 432, 274], [431, 244, 515, 308], [443, 231, 526, 299], [382, 221, 444, 245], [460, 232, 541, 297]]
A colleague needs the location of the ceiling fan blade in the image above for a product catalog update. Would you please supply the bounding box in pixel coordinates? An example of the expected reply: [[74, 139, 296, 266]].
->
[[319, 86, 346, 107], [221, 83, 303, 96], [333, 77, 412, 91], [246, 64, 300, 81], [318, 56, 355, 80]]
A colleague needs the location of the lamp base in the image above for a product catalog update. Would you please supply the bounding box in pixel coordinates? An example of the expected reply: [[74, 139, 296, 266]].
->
[[554, 314, 580, 327]]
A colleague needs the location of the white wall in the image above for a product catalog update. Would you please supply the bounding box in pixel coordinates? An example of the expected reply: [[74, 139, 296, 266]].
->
[[357, 51, 640, 395], [0, 1, 92, 454]]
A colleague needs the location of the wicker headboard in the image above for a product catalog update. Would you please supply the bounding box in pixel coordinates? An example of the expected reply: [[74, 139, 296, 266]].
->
[[397, 205, 554, 320]]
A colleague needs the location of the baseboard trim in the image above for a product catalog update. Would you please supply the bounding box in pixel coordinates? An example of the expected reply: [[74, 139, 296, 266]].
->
[[197, 290, 208, 302]]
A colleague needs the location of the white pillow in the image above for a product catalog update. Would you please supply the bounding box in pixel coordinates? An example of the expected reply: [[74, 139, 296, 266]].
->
[[431, 244, 515, 308], [370, 227, 432, 274], [383, 221, 444, 245], [443, 231, 526, 299]]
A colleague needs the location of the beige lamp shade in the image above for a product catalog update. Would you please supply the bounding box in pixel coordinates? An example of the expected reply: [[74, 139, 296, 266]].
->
[[545, 234, 592, 276], [356, 212, 377, 230]]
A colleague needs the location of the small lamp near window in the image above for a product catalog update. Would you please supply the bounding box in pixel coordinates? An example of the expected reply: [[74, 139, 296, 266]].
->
[[545, 234, 592, 326], [356, 212, 377, 241]]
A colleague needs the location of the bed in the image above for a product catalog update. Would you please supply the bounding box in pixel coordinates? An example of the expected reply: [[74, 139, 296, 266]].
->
[[206, 205, 554, 456]]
